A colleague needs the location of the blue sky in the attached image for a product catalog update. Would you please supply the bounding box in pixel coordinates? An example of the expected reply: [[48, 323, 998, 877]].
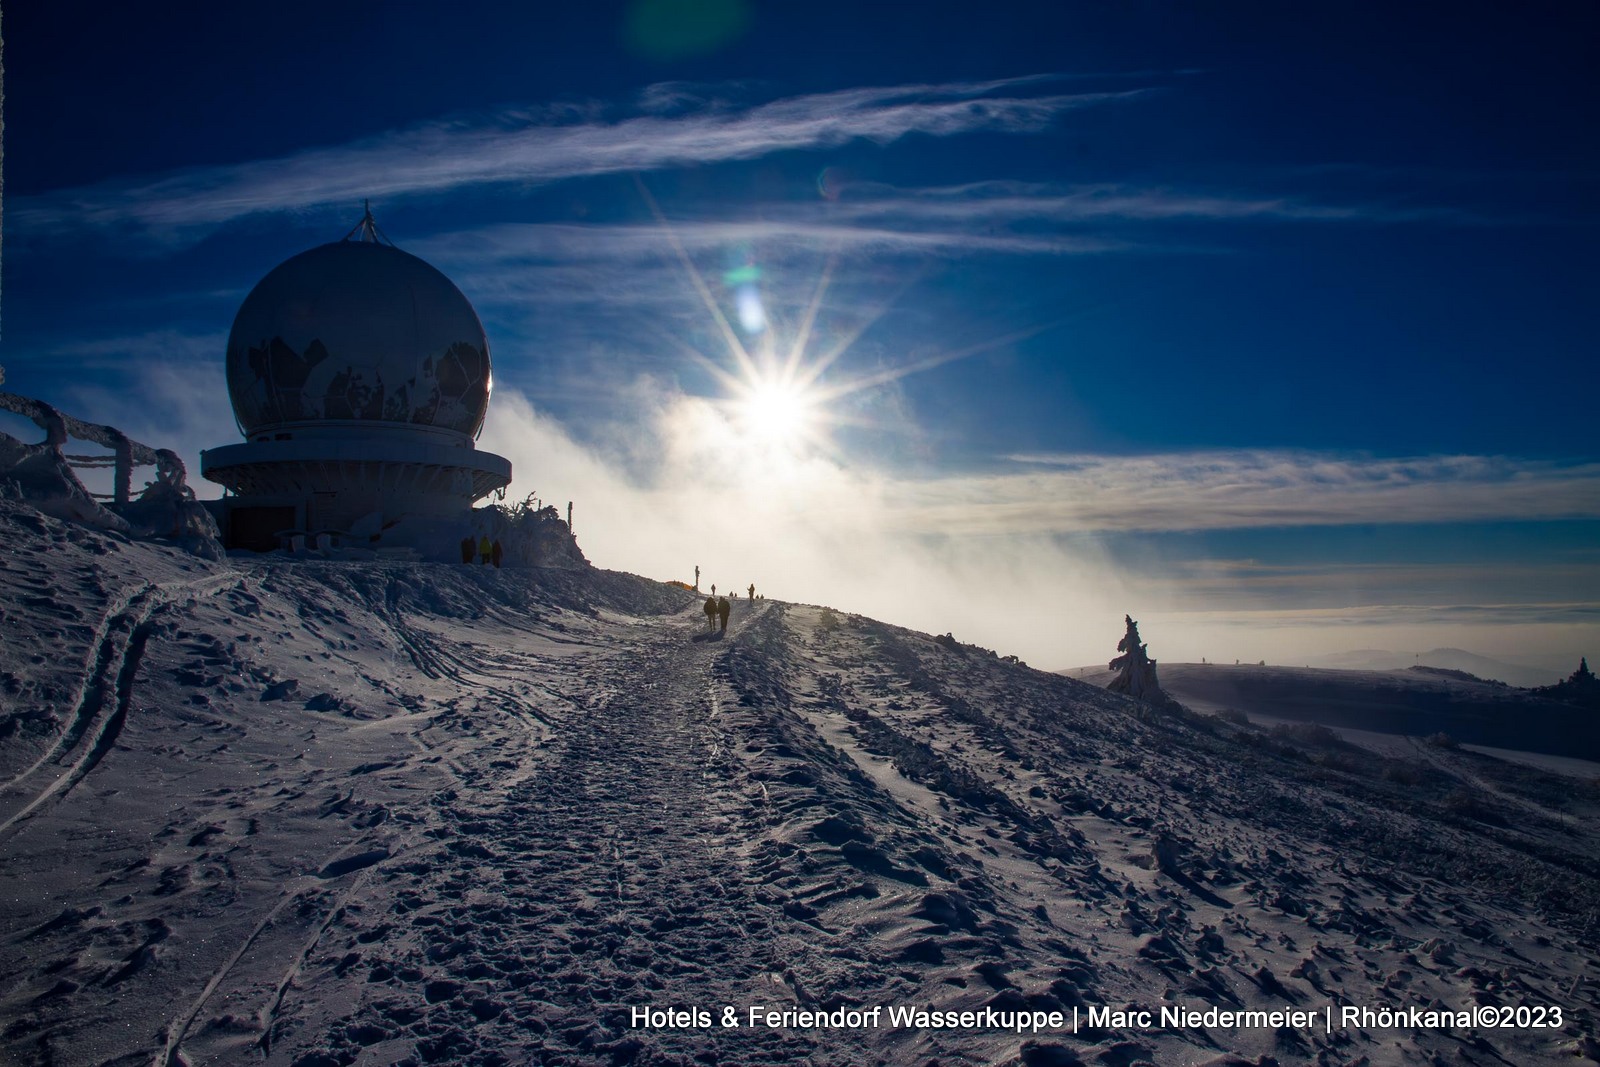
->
[[4, 1, 1597, 672]]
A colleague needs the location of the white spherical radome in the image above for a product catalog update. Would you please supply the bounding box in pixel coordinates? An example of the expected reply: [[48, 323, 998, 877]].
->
[[225, 240, 492, 440]]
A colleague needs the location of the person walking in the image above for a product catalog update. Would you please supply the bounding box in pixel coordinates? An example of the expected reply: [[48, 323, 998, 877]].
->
[[717, 596, 730, 633], [748, 583, 755, 601], [478, 535, 492, 564], [490, 539, 503, 569], [460, 536, 475, 564], [703, 595, 718, 631]]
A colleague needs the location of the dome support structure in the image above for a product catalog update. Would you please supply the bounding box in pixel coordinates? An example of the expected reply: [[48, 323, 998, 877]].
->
[[343, 200, 396, 247]]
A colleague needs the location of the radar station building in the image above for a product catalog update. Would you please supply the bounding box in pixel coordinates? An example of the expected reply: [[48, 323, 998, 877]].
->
[[201, 210, 512, 551]]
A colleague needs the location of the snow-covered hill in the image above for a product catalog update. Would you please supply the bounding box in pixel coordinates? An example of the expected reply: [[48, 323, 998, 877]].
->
[[1068, 662, 1600, 763], [1307, 650, 1559, 690], [2, 497, 1598, 1066]]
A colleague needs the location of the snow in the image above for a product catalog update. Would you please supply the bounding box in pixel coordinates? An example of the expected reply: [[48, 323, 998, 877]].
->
[[2, 495, 1599, 1066]]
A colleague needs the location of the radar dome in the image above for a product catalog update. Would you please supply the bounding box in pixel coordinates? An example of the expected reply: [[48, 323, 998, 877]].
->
[[226, 236, 492, 440]]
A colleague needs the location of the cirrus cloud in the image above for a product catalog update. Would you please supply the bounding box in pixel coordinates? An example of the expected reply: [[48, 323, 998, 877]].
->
[[14, 76, 1151, 241]]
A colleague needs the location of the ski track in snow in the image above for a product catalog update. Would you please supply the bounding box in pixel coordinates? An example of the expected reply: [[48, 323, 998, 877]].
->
[[1, 501, 1598, 1067], [0, 572, 237, 841], [0, 579, 155, 798]]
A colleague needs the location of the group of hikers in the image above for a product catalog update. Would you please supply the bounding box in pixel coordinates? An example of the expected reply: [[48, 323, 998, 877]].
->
[[701, 582, 762, 633], [703, 594, 730, 632], [460, 534, 503, 568]]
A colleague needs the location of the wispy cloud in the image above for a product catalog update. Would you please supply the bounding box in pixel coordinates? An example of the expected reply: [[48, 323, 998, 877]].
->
[[415, 219, 1123, 279], [402, 171, 1496, 339], [815, 179, 1486, 226], [1159, 558, 1600, 612], [16, 328, 228, 371], [890, 451, 1600, 534], [1159, 602, 1600, 627], [15, 76, 1148, 240], [414, 171, 1487, 282]]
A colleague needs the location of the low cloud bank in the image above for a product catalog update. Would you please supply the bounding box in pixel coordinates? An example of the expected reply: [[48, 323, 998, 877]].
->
[[481, 388, 1598, 670], [479, 388, 1138, 668]]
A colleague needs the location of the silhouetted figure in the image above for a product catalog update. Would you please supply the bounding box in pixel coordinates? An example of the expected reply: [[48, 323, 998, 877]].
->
[[748, 583, 755, 601], [711, 583, 716, 596], [460, 536, 474, 564], [694, 564, 700, 591], [717, 596, 730, 632], [478, 535, 492, 564], [491, 540, 503, 569], [704, 596, 718, 631]]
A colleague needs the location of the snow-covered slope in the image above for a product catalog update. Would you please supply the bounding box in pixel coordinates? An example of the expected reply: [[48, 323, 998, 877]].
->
[[3, 497, 1598, 1066]]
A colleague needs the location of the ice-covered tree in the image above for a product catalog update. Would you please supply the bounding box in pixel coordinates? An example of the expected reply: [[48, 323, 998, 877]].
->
[[1559, 656, 1598, 697], [1532, 655, 1600, 710], [1107, 614, 1177, 709]]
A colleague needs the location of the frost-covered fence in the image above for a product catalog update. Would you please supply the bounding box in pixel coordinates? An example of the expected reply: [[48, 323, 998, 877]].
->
[[0, 391, 221, 558], [0, 391, 192, 502]]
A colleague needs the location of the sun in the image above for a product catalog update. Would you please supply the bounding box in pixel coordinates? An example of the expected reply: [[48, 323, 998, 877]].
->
[[632, 175, 1064, 473], [741, 378, 815, 448]]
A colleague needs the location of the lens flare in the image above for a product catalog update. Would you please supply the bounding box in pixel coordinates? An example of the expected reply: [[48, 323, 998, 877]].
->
[[724, 259, 766, 335], [816, 166, 844, 201], [735, 285, 766, 334]]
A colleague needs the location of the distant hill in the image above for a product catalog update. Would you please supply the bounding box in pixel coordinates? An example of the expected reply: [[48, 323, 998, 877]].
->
[[1308, 647, 1559, 688], [1067, 661, 1600, 761]]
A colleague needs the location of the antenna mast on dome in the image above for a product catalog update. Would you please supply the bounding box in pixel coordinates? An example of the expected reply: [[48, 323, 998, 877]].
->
[[344, 200, 397, 246]]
